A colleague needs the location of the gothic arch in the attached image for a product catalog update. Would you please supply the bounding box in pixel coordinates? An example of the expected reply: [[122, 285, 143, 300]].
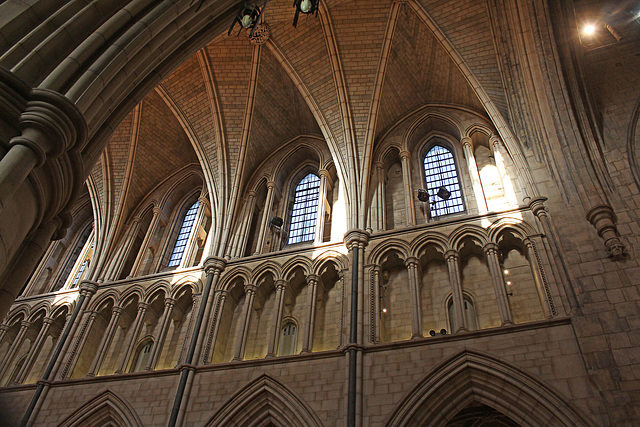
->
[[205, 374, 323, 427], [58, 390, 142, 427], [385, 350, 591, 427]]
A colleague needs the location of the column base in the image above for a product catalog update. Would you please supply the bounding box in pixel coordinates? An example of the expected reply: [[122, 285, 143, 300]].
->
[[232, 356, 243, 362], [501, 320, 514, 327], [265, 353, 276, 359], [300, 349, 312, 354], [411, 333, 423, 340]]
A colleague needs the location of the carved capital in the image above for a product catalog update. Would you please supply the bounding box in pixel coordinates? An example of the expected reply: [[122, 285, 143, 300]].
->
[[404, 256, 419, 269], [203, 256, 227, 273], [460, 136, 472, 147], [78, 281, 98, 296], [527, 196, 548, 217], [11, 89, 87, 164], [444, 249, 459, 262], [483, 242, 499, 255], [344, 229, 370, 249], [244, 284, 257, 294]]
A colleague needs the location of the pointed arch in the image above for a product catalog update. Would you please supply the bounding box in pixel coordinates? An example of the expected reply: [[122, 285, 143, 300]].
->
[[385, 350, 592, 427], [58, 390, 142, 427], [205, 374, 323, 427]]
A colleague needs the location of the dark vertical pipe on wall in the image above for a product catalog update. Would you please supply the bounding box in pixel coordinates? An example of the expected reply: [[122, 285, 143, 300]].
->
[[20, 292, 87, 426], [347, 244, 359, 427], [168, 269, 214, 427]]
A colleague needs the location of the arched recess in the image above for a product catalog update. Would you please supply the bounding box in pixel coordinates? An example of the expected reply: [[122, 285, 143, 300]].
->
[[205, 374, 323, 427], [58, 390, 142, 427], [385, 350, 592, 427]]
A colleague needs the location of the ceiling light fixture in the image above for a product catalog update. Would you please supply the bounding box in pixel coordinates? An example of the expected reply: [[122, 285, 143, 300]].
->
[[228, 0, 270, 37], [292, 0, 320, 27], [583, 24, 596, 36]]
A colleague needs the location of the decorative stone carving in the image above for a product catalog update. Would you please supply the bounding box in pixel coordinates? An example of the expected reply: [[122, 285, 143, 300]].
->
[[249, 23, 270, 45], [586, 205, 627, 260]]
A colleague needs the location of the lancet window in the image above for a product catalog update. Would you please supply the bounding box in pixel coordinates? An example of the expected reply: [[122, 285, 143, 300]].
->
[[423, 145, 464, 218], [287, 174, 320, 244], [168, 201, 200, 267]]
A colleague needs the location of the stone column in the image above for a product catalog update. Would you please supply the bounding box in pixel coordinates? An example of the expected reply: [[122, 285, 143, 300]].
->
[[375, 162, 386, 231], [192, 257, 226, 365], [445, 250, 467, 332], [59, 311, 98, 379], [233, 284, 257, 361], [13, 317, 54, 384], [372, 267, 381, 343], [49, 281, 98, 380], [202, 290, 228, 364], [528, 196, 580, 314], [145, 298, 175, 370], [461, 137, 488, 213], [523, 238, 554, 318], [400, 151, 416, 226], [255, 181, 276, 254], [490, 135, 518, 207], [483, 243, 512, 326], [235, 191, 257, 258], [0, 324, 9, 345], [116, 302, 148, 373], [87, 306, 122, 376], [405, 257, 423, 338], [266, 280, 287, 357], [0, 321, 31, 379], [315, 170, 330, 244], [0, 91, 85, 217], [302, 274, 320, 353], [130, 207, 163, 276]]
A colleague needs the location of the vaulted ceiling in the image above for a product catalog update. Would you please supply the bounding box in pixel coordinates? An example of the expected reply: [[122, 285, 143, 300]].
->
[[90, 0, 515, 245]]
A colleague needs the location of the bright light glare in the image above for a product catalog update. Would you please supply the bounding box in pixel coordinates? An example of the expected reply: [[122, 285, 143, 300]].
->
[[583, 24, 596, 35]]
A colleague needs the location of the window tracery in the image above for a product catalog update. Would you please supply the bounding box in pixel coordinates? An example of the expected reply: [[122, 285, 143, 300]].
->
[[423, 145, 464, 218], [168, 201, 200, 267], [287, 174, 320, 244]]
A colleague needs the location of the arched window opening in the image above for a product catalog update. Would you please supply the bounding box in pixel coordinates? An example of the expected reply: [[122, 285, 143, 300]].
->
[[287, 174, 320, 244], [131, 340, 153, 373], [52, 225, 93, 292], [448, 295, 477, 332], [423, 145, 464, 218], [168, 201, 200, 267], [71, 239, 94, 288], [278, 321, 297, 356]]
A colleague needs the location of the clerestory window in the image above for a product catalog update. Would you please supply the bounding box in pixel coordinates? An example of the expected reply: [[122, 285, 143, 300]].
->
[[168, 201, 200, 267], [423, 145, 464, 218], [52, 225, 93, 292], [287, 173, 320, 244]]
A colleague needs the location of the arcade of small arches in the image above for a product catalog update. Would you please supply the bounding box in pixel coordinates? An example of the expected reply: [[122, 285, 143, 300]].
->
[[0, 103, 573, 423]]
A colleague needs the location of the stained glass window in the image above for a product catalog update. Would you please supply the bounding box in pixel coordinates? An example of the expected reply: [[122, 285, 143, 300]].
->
[[423, 145, 464, 217], [288, 174, 320, 244], [168, 201, 200, 267]]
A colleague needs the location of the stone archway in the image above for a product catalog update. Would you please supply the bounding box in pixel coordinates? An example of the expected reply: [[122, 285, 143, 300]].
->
[[205, 374, 323, 427], [57, 390, 142, 427], [385, 350, 591, 427]]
